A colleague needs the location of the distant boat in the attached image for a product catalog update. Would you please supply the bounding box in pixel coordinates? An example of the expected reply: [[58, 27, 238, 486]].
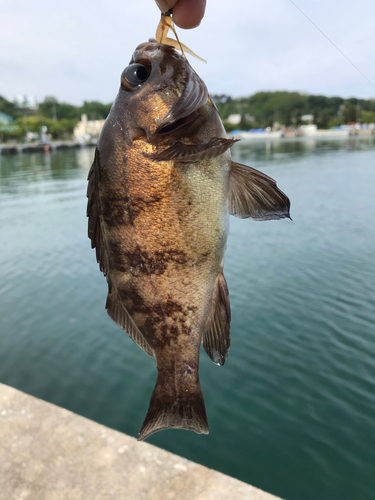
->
[[300, 124, 350, 138], [229, 128, 283, 140]]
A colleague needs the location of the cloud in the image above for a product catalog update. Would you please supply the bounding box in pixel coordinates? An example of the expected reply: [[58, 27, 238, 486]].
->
[[1, 0, 374, 104]]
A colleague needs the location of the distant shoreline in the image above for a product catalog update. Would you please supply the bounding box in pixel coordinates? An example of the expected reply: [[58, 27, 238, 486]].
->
[[0, 140, 97, 156], [1, 130, 375, 156]]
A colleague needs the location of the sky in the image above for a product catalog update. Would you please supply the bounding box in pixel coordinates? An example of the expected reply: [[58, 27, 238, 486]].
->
[[1, 0, 375, 105]]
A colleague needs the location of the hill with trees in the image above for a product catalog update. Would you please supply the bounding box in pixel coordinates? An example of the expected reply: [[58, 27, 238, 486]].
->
[[213, 92, 375, 130], [0, 96, 112, 141], [1, 91, 375, 141]]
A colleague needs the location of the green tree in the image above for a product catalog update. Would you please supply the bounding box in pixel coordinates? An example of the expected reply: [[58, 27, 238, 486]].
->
[[47, 118, 77, 138], [39, 96, 79, 120], [343, 105, 357, 123], [316, 110, 331, 129], [79, 101, 112, 120], [0, 123, 23, 141], [360, 110, 375, 123], [14, 115, 78, 140], [0, 95, 23, 119]]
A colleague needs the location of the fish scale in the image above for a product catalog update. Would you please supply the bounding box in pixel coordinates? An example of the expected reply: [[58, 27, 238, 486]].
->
[[87, 40, 290, 440]]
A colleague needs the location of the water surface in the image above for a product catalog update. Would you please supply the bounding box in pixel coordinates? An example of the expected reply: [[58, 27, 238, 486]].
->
[[1, 138, 375, 500]]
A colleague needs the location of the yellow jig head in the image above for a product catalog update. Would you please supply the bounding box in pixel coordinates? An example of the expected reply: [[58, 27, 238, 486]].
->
[[155, 12, 215, 107], [155, 13, 207, 64]]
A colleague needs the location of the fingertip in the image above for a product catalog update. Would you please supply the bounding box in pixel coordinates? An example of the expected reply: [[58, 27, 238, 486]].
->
[[155, 0, 177, 14], [174, 19, 202, 29], [172, 0, 206, 29]]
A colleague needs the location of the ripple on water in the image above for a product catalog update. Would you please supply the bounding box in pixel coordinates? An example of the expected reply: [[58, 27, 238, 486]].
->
[[1, 141, 375, 500]]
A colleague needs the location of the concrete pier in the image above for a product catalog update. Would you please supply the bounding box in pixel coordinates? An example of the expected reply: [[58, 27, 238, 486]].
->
[[0, 383, 281, 500]]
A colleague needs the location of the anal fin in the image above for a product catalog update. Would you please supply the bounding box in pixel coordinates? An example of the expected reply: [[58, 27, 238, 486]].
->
[[203, 273, 231, 366], [106, 292, 155, 358]]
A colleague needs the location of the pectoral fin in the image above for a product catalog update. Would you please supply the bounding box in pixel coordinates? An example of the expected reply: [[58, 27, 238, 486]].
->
[[202, 273, 231, 366], [229, 161, 291, 220], [153, 137, 237, 162]]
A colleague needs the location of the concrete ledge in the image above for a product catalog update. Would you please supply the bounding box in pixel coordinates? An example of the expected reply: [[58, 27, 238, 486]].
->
[[0, 383, 281, 500]]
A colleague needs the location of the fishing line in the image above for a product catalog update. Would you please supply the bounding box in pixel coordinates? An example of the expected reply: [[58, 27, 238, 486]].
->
[[288, 0, 375, 90]]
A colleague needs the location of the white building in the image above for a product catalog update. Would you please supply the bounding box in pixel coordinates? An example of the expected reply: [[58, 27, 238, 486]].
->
[[227, 114, 242, 125], [301, 114, 314, 123], [74, 114, 105, 142]]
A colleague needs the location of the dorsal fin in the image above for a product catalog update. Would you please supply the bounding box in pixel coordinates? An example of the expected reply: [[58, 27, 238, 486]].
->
[[228, 161, 291, 220], [87, 148, 110, 275], [202, 273, 231, 366], [87, 149, 154, 359]]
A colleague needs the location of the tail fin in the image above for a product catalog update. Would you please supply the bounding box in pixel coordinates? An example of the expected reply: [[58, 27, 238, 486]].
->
[[138, 382, 209, 441]]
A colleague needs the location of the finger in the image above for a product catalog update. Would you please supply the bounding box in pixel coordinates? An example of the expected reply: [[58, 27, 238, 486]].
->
[[172, 0, 206, 29], [155, 0, 177, 14]]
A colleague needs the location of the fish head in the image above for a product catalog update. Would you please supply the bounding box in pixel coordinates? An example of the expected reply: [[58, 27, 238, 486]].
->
[[110, 40, 209, 141]]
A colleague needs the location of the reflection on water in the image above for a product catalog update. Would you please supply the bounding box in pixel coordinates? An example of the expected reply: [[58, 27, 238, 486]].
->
[[1, 138, 375, 500], [233, 136, 375, 166], [0, 148, 94, 195]]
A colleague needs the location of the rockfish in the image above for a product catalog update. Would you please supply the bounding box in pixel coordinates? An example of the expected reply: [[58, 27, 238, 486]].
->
[[87, 40, 290, 441]]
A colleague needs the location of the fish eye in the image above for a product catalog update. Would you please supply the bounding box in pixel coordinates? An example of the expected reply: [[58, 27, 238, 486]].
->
[[121, 62, 151, 91]]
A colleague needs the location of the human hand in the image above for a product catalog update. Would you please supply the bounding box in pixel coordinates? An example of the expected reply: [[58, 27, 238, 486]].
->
[[155, 0, 206, 29]]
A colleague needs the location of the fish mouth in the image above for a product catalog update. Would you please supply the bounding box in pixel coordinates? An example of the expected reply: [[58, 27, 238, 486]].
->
[[155, 73, 208, 136]]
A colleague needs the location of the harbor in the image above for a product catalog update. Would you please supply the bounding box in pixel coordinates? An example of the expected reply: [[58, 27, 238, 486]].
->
[[2, 137, 375, 500], [2, 126, 374, 156], [0, 140, 96, 155], [229, 124, 375, 140]]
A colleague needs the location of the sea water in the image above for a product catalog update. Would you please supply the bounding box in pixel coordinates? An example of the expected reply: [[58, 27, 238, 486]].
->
[[1, 137, 375, 500]]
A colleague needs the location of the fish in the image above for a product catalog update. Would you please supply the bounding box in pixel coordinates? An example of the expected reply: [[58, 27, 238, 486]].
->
[[86, 39, 290, 441]]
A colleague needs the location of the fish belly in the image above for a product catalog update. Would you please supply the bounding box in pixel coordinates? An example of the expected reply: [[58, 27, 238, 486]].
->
[[123, 146, 228, 351]]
